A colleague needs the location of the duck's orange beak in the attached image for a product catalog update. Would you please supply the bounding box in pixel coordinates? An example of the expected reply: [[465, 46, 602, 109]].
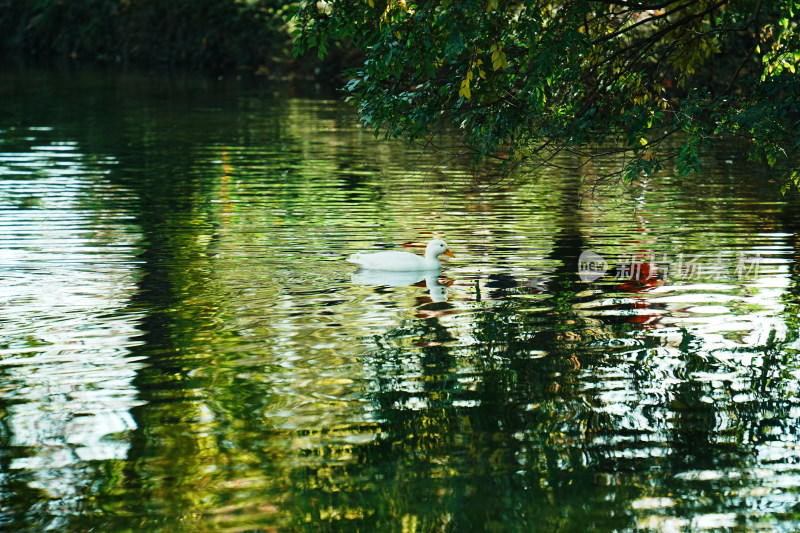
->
[[444, 249, 455, 258]]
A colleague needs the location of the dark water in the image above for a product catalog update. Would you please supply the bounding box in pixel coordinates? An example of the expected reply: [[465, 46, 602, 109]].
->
[[1, 69, 799, 532]]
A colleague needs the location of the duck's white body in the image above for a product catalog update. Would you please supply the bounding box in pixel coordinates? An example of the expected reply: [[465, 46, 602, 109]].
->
[[347, 239, 454, 271]]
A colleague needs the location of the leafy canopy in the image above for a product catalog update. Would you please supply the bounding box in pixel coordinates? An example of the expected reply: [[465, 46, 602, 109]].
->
[[292, 1, 800, 189]]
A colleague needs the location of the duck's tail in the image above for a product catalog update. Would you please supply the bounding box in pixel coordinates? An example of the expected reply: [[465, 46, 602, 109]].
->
[[346, 253, 362, 264]]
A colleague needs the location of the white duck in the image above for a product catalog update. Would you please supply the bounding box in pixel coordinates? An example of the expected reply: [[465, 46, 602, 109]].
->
[[347, 239, 455, 271]]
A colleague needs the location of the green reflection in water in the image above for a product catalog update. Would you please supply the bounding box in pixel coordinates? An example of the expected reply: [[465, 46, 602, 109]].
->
[[0, 69, 799, 532]]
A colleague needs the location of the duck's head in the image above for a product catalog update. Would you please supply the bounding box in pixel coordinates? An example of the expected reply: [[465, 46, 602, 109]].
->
[[426, 239, 455, 259]]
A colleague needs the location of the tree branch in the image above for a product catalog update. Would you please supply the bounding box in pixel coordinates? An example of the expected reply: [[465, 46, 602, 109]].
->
[[724, 0, 762, 95]]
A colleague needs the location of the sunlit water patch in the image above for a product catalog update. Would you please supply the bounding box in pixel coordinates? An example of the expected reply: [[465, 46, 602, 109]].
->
[[0, 129, 145, 528]]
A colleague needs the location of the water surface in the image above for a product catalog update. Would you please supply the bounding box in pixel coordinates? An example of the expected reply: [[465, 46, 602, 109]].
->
[[1, 69, 799, 532]]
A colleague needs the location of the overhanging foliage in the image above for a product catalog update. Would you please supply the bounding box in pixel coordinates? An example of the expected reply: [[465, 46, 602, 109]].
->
[[293, 1, 800, 189]]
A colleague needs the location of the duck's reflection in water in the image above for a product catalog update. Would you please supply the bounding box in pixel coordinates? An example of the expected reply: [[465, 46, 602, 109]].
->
[[352, 271, 450, 303]]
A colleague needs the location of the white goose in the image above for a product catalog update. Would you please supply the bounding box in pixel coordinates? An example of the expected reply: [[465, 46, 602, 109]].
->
[[347, 239, 455, 271]]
